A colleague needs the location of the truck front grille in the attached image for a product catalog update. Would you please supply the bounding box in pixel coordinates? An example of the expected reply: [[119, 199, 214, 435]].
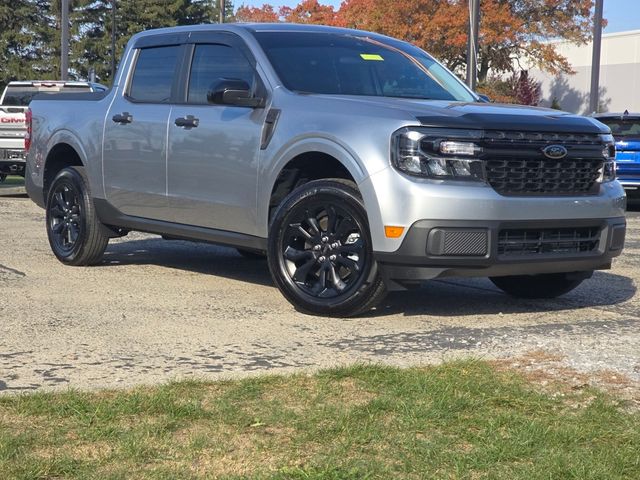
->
[[483, 130, 605, 196], [485, 157, 602, 195], [498, 227, 601, 257]]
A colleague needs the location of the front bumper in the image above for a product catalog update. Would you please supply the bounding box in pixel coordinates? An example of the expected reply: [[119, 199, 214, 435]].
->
[[375, 217, 626, 290], [617, 178, 640, 196]]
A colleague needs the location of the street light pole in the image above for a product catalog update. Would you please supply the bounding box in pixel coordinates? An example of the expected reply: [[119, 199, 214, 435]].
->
[[111, 0, 117, 82], [589, 0, 604, 114], [61, 0, 69, 80], [219, 0, 225, 23], [466, 0, 480, 90]]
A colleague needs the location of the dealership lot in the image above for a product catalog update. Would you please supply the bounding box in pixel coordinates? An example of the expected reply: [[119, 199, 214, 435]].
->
[[1, 184, 639, 393]]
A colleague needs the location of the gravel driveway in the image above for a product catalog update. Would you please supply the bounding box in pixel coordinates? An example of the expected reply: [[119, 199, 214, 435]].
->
[[1, 183, 639, 395]]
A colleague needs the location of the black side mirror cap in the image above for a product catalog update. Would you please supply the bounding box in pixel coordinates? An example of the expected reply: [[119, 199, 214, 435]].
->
[[207, 78, 264, 108]]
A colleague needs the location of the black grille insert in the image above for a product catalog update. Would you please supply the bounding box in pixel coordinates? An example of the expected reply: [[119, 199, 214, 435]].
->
[[498, 227, 601, 257], [482, 130, 605, 196]]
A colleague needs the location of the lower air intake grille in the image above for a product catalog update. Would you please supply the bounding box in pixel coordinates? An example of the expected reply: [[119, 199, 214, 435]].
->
[[498, 227, 600, 257]]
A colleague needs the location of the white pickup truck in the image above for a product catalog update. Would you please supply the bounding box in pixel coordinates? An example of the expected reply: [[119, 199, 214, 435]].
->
[[0, 81, 106, 182]]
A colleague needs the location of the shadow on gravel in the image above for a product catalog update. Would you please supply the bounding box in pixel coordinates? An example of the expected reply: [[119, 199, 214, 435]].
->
[[368, 271, 636, 318], [0, 192, 29, 199], [103, 237, 636, 318], [102, 237, 274, 287]]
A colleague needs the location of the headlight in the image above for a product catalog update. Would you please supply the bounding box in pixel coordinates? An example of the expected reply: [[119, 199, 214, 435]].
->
[[391, 127, 485, 181], [599, 133, 616, 183]]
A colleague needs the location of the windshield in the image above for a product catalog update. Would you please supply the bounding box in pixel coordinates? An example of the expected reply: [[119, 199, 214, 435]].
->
[[1, 85, 93, 106], [254, 32, 476, 102], [598, 117, 640, 140]]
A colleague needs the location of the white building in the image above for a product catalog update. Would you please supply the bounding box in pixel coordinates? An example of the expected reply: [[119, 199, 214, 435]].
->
[[529, 29, 640, 114]]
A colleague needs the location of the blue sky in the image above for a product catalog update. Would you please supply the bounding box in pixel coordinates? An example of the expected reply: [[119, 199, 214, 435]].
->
[[235, 0, 640, 34]]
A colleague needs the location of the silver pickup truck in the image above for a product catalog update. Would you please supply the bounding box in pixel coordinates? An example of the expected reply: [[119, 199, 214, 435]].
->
[[25, 23, 626, 316], [0, 81, 106, 181]]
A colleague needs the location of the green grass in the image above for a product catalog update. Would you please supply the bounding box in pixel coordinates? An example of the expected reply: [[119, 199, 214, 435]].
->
[[0, 175, 24, 186], [0, 361, 638, 479]]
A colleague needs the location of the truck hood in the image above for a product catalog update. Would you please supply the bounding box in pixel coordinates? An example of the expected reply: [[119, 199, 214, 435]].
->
[[616, 139, 640, 151], [312, 95, 610, 134]]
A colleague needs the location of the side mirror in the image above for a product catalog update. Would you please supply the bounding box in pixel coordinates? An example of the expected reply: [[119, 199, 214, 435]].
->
[[207, 78, 264, 108], [477, 94, 491, 103]]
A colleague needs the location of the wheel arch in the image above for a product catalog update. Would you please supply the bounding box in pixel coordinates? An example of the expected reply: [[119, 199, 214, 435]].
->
[[260, 138, 372, 235], [42, 130, 99, 204]]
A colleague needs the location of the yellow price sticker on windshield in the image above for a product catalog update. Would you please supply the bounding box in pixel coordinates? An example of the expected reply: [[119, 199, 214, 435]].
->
[[360, 54, 384, 61]]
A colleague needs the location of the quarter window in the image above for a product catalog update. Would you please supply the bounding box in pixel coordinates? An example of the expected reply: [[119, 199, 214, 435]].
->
[[188, 44, 255, 104], [128, 46, 180, 103]]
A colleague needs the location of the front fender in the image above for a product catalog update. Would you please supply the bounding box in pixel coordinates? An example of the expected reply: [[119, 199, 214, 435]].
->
[[257, 135, 386, 237]]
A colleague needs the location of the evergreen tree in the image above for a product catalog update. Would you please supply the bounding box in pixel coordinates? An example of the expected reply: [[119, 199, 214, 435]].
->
[[1, 0, 234, 89]]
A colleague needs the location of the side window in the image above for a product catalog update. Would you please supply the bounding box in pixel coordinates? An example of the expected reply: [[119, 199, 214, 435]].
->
[[188, 44, 255, 104], [128, 45, 180, 103]]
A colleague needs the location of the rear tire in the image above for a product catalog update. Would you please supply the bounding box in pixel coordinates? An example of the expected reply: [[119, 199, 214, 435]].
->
[[268, 179, 386, 317], [490, 272, 590, 299], [45, 166, 109, 266]]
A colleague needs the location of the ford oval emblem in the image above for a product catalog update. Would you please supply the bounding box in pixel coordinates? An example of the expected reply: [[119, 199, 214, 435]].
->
[[542, 144, 568, 159]]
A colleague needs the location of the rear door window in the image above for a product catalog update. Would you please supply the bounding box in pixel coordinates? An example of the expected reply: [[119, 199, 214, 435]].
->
[[128, 45, 180, 103], [187, 44, 255, 104]]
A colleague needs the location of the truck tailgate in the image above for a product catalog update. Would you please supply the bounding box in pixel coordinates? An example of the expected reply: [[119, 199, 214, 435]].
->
[[0, 107, 27, 151]]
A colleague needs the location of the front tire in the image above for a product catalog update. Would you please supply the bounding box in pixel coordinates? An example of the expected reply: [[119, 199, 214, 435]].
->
[[45, 166, 109, 266], [490, 272, 590, 299], [267, 179, 386, 317]]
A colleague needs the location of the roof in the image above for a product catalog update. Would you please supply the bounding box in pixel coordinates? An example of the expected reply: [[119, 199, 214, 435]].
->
[[7, 81, 93, 87], [595, 112, 640, 119], [130, 22, 394, 44]]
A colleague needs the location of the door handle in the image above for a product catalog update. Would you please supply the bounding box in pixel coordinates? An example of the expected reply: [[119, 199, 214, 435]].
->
[[174, 115, 199, 128], [112, 112, 133, 124]]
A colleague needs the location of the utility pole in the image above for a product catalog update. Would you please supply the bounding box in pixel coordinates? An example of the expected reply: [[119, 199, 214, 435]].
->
[[589, 0, 604, 114], [61, 0, 69, 80], [219, 0, 225, 23], [111, 0, 117, 81], [466, 0, 480, 90]]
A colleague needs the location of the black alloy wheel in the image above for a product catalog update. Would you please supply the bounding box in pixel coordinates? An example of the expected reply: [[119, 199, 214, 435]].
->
[[45, 167, 109, 265], [268, 179, 386, 317], [48, 181, 82, 255]]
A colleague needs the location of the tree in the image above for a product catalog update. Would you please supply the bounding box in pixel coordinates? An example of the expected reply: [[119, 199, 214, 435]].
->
[[0, 0, 233, 89], [235, 4, 279, 22], [550, 97, 562, 110], [511, 70, 541, 106], [237, 0, 338, 24]]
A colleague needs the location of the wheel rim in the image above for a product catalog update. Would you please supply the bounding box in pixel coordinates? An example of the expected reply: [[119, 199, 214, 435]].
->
[[281, 200, 368, 299], [48, 181, 82, 255]]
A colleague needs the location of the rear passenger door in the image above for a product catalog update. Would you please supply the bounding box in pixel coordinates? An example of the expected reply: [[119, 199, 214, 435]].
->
[[166, 35, 266, 235], [103, 40, 183, 220]]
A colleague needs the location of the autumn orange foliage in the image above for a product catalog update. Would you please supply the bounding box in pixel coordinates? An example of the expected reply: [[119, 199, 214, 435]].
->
[[236, 0, 597, 83]]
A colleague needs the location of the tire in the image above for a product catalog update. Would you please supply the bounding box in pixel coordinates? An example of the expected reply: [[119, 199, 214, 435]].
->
[[236, 248, 266, 260], [45, 166, 109, 266], [268, 179, 386, 317], [490, 272, 590, 299]]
